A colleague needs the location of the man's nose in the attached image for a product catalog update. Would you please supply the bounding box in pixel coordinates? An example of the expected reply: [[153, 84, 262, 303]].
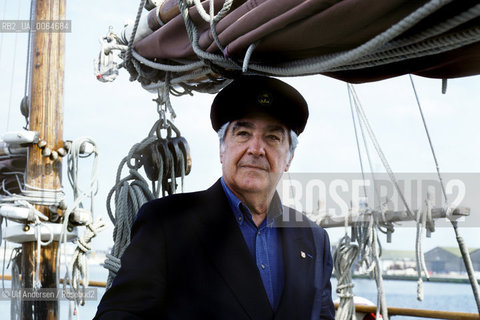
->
[[247, 135, 265, 156]]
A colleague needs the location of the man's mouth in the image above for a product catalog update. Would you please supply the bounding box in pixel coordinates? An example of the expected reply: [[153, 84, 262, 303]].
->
[[240, 164, 268, 171]]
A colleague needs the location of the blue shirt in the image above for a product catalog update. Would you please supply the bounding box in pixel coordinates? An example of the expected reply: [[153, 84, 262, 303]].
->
[[221, 178, 285, 310]]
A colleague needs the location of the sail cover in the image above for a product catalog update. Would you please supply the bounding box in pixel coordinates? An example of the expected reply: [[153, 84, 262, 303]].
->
[[127, 0, 480, 84]]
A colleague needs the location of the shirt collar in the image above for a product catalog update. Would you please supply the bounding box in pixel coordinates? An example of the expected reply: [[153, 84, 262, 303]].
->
[[220, 177, 283, 227]]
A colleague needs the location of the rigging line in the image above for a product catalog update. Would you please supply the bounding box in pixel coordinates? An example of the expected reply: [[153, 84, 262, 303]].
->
[[6, 0, 23, 131], [347, 84, 368, 199], [125, 0, 147, 76], [408, 74, 448, 203], [349, 84, 415, 219], [357, 118, 382, 210], [451, 220, 480, 313], [353, 88, 384, 212]]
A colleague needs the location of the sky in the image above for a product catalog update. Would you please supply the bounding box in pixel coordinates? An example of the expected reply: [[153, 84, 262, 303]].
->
[[1, 0, 480, 258]]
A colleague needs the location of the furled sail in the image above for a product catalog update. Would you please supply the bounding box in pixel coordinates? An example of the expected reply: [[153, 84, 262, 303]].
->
[[106, 0, 480, 89]]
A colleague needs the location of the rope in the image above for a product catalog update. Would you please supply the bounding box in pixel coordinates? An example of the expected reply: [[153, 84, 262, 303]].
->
[[352, 211, 389, 320], [140, 67, 226, 93], [242, 42, 259, 73], [66, 218, 107, 306], [347, 84, 367, 195], [348, 84, 394, 238], [160, 73, 177, 122], [409, 75, 447, 202], [385, 3, 480, 52], [189, 0, 233, 23], [105, 170, 154, 288], [125, 0, 147, 80], [182, 0, 234, 57], [0, 241, 4, 291], [9, 248, 21, 320], [0, 183, 65, 208], [247, 0, 456, 76], [371, 224, 388, 320], [348, 84, 408, 319], [332, 20, 480, 72], [66, 138, 99, 214], [179, 0, 240, 68], [333, 234, 358, 320], [55, 138, 101, 318], [348, 84, 415, 219], [102, 43, 128, 55], [103, 253, 121, 283], [104, 145, 156, 288], [415, 205, 429, 301], [132, 50, 205, 72], [206, 0, 230, 52], [104, 115, 190, 286], [34, 216, 54, 289]]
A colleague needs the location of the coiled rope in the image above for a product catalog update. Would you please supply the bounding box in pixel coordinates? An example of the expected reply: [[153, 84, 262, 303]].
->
[[57, 138, 104, 318], [104, 113, 190, 288], [68, 218, 107, 306], [333, 224, 359, 320], [353, 213, 389, 320], [104, 134, 157, 288]]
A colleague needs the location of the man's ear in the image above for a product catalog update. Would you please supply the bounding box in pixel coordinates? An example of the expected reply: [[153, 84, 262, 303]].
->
[[284, 152, 294, 171]]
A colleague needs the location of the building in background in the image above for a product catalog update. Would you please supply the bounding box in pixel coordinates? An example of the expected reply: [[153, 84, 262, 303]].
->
[[424, 247, 480, 274]]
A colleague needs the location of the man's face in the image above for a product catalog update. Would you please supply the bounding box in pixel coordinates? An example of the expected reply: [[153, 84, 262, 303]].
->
[[220, 114, 293, 198]]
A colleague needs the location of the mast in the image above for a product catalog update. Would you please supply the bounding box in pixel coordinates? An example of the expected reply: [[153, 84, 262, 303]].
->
[[22, 0, 66, 319]]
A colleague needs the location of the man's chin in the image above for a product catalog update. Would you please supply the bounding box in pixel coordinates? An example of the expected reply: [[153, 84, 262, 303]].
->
[[236, 178, 268, 194]]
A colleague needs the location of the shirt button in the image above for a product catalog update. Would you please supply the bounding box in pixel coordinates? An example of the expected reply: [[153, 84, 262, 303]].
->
[[238, 216, 242, 221], [261, 264, 265, 269], [258, 231, 261, 235]]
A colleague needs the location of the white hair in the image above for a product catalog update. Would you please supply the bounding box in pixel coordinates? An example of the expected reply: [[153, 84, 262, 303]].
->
[[217, 121, 298, 163]]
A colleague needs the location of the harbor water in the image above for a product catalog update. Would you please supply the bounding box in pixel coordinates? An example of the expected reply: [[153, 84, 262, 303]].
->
[[0, 264, 477, 319]]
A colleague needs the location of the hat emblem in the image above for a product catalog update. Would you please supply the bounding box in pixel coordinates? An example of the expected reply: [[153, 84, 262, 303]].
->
[[257, 92, 272, 106]]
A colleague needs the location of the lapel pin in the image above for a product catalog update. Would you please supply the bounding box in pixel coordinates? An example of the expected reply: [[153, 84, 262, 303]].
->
[[300, 251, 313, 259]]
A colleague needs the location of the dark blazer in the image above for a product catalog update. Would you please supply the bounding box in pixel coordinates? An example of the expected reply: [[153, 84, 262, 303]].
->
[[94, 180, 335, 320]]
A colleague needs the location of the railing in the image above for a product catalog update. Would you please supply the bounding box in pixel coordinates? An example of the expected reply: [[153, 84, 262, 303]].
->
[[337, 303, 480, 320]]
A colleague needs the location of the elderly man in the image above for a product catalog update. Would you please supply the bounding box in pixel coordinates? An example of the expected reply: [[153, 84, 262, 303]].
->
[[94, 76, 335, 320]]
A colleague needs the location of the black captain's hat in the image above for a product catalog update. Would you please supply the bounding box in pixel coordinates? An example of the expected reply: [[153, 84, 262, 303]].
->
[[210, 76, 309, 135]]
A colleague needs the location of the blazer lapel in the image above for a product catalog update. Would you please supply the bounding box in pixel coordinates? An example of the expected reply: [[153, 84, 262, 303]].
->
[[193, 180, 273, 319], [275, 222, 316, 320]]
